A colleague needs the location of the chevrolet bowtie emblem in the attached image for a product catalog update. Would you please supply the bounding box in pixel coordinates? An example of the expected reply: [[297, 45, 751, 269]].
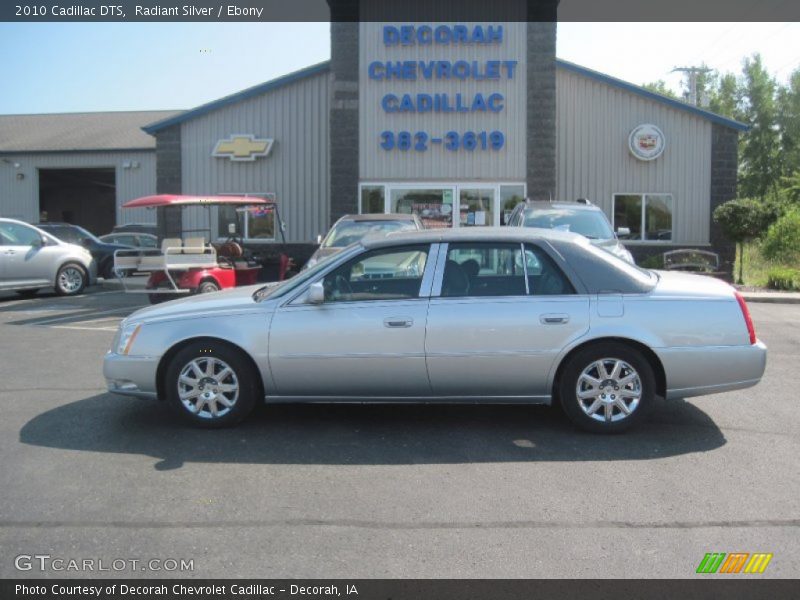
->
[[212, 134, 274, 161]]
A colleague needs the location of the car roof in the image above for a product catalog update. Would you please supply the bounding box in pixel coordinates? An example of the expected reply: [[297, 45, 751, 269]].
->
[[337, 213, 418, 222], [362, 226, 590, 249], [520, 201, 602, 212]]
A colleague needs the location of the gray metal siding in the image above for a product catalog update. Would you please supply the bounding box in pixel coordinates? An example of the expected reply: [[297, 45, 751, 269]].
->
[[556, 68, 712, 245], [0, 151, 156, 227], [179, 71, 330, 243], [359, 22, 527, 181]]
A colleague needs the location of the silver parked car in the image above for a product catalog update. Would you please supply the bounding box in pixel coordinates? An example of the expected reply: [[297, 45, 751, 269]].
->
[[0, 218, 97, 297], [104, 227, 766, 433], [304, 213, 423, 270], [506, 199, 635, 263]]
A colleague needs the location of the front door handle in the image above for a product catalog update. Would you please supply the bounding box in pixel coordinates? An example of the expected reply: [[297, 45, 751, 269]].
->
[[384, 317, 413, 328], [540, 313, 570, 325]]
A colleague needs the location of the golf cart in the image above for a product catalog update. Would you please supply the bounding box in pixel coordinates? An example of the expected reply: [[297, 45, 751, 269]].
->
[[113, 194, 294, 303]]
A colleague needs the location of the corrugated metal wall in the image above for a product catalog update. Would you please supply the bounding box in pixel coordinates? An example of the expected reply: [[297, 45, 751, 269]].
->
[[0, 151, 157, 227], [556, 68, 713, 245], [359, 22, 527, 181], [179, 71, 330, 243]]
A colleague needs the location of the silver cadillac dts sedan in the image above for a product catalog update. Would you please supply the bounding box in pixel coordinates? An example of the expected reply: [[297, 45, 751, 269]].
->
[[104, 228, 766, 433]]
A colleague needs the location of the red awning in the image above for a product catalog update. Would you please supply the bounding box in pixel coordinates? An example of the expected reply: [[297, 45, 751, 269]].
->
[[122, 194, 272, 209]]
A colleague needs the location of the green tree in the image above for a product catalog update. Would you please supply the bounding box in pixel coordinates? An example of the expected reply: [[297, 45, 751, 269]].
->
[[642, 80, 678, 99], [713, 198, 775, 283], [738, 54, 781, 200], [777, 68, 800, 179], [707, 72, 741, 119]]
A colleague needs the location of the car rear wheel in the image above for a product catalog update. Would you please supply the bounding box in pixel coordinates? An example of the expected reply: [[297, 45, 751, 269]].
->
[[55, 263, 87, 296], [559, 342, 655, 434], [164, 342, 259, 428]]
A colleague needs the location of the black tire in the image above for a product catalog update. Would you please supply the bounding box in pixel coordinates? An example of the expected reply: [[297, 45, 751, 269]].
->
[[197, 280, 220, 294], [100, 258, 114, 279], [54, 263, 87, 296], [558, 342, 655, 434], [16, 289, 39, 298], [164, 341, 259, 428]]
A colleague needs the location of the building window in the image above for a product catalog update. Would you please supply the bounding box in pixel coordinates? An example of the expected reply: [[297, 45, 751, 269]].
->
[[613, 194, 673, 241], [500, 185, 526, 225], [217, 194, 276, 241], [360, 183, 525, 229], [360, 185, 386, 214]]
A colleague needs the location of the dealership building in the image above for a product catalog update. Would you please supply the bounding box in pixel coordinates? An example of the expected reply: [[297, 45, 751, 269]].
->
[[0, 17, 747, 273]]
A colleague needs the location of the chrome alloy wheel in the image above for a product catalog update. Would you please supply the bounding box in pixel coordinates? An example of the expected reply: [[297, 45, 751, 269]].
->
[[58, 266, 84, 293], [177, 357, 239, 419], [575, 358, 642, 423]]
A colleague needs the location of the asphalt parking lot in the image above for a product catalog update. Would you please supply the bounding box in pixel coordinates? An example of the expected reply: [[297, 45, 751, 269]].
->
[[0, 285, 798, 579]]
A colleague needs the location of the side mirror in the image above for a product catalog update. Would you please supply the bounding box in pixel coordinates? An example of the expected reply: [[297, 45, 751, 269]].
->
[[316, 234, 323, 245], [307, 281, 325, 305], [616, 227, 631, 237], [31, 236, 44, 248]]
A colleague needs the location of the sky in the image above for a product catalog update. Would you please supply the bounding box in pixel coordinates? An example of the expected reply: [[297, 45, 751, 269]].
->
[[0, 21, 798, 115]]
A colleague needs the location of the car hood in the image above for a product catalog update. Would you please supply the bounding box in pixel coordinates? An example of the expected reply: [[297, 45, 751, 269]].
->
[[127, 284, 266, 323], [650, 270, 735, 299]]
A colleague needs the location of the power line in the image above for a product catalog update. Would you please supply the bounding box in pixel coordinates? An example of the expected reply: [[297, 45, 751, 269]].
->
[[671, 66, 713, 106]]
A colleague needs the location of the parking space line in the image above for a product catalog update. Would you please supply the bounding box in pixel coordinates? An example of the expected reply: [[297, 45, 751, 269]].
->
[[31, 306, 138, 325]]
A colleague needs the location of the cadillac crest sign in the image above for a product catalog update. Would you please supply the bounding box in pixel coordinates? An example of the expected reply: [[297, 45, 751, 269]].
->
[[628, 124, 665, 161]]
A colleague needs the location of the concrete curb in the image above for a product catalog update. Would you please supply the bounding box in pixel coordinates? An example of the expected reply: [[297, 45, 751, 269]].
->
[[741, 294, 800, 305]]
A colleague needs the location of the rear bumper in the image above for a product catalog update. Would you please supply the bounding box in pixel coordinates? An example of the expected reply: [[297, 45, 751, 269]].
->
[[657, 340, 767, 400]]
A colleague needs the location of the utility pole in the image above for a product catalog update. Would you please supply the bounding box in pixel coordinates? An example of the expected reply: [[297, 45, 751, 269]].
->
[[671, 66, 713, 106]]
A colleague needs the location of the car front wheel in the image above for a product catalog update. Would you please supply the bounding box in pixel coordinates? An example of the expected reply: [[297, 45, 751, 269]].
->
[[164, 341, 259, 428], [55, 263, 87, 296], [559, 342, 655, 434]]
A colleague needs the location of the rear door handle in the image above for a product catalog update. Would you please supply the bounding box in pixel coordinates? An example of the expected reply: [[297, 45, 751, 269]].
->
[[384, 317, 413, 328], [540, 313, 569, 325]]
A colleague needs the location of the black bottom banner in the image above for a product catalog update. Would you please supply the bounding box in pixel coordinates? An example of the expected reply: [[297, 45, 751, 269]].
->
[[2, 579, 798, 600]]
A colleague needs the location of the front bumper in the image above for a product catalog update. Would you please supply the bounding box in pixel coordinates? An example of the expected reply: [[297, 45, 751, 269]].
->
[[658, 340, 768, 400], [103, 352, 159, 399]]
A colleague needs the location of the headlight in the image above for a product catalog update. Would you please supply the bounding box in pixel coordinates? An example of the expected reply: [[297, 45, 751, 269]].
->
[[116, 322, 142, 355]]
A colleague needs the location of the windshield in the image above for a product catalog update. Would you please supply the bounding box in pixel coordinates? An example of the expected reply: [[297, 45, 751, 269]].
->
[[523, 208, 614, 240], [321, 220, 417, 248], [253, 246, 360, 302]]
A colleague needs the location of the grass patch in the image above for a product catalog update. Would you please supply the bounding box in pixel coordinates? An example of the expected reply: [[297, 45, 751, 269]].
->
[[736, 242, 800, 288]]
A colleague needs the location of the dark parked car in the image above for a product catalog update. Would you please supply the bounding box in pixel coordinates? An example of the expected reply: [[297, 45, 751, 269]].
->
[[36, 223, 133, 279], [100, 232, 158, 248], [111, 223, 158, 237]]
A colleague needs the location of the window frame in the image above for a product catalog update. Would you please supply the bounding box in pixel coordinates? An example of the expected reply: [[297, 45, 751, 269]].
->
[[612, 192, 674, 243], [431, 241, 577, 299], [316, 243, 436, 304], [215, 193, 278, 243]]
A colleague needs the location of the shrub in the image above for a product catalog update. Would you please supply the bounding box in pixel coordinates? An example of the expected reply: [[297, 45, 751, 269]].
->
[[638, 254, 663, 269], [713, 198, 777, 283], [766, 267, 800, 290], [762, 209, 800, 263]]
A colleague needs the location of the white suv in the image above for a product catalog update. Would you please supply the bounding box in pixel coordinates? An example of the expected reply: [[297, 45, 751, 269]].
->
[[0, 218, 97, 297]]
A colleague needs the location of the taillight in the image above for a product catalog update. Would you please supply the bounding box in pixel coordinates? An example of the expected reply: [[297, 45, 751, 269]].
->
[[734, 291, 757, 345]]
